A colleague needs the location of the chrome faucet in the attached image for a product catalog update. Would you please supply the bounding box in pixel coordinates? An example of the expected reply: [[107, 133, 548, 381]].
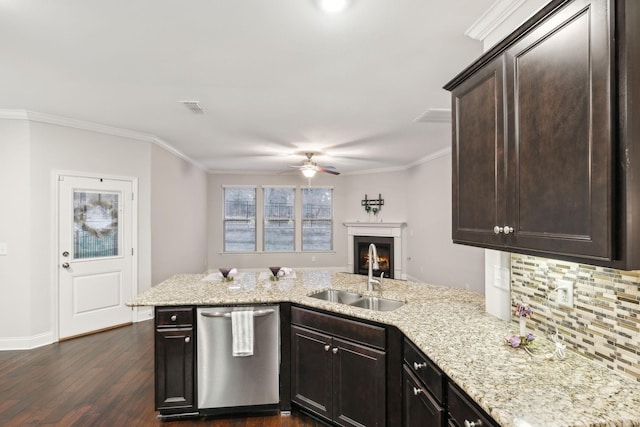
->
[[367, 243, 384, 291]]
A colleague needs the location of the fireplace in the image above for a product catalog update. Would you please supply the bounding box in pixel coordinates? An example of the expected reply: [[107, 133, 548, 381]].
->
[[344, 222, 406, 280], [353, 236, 394, 279]]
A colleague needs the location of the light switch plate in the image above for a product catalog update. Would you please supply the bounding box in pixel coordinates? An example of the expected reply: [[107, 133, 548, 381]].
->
[[0, 242, 7, 256]]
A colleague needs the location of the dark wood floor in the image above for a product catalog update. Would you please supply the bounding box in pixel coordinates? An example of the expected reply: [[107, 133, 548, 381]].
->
[[0, 321, 324, 427]]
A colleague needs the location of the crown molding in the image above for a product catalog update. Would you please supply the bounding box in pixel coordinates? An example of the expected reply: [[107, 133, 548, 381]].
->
[[465, 0, 526, 41], [0, 109, 206, 171]]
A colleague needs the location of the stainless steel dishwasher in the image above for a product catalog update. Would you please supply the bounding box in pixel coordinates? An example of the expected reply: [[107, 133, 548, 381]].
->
[[196, 305, 280, 411]]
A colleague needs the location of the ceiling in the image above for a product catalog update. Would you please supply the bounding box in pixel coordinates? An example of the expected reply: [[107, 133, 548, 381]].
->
[[0, 0, 495, 174]]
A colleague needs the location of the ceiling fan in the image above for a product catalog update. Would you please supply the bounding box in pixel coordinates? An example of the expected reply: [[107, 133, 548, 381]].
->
[[291, 152, 341, 178]]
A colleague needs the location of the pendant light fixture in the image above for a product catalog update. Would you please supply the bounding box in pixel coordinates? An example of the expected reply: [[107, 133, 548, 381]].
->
[[318, 0, 349, 14]]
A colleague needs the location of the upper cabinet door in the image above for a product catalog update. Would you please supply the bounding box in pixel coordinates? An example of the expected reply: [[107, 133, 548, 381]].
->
[[451, 56, 506, 248], [505, 0, 613, 260]]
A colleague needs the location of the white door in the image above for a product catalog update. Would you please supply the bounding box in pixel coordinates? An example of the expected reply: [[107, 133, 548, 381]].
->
[[58, 175, 134, 339]]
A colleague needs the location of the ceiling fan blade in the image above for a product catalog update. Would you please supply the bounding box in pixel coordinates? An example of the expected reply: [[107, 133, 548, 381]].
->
[[317, 167, 340, 175], [319, 165, 337, 170]]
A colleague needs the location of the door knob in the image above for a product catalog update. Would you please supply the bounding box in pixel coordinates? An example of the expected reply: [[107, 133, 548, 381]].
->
[[332, 348, 338, 354], [62, 251, 69, 257], [493, 226, 503, 234], [503, 226, 513, 234], [324, 344, 331, 351], [412, 387, 423, 396], [185, 336, 191, 343], [62, 262, 70, 269]]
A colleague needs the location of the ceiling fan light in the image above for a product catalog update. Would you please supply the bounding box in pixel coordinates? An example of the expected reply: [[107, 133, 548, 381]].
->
[[302, 168, 317, 178]]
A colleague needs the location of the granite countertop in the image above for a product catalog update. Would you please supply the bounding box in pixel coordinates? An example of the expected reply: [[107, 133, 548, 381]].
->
[[128, 271, 640, 427]]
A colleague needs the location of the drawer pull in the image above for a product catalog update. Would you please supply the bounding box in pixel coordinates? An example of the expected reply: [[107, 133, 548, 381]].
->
[[412, 387, 423, 396], [413, 361, 427, 370], [464, 420, 483, 427], [324, 344, 331, 351], [332, 348, 339, 354], [170, 315, 177, 322], [184, 336, 190, 343]]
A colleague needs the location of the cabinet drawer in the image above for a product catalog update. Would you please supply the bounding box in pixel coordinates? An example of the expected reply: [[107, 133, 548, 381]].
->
[[156, 307, 194, 328], [291, 306, 385, 350], [448, 382, 497, 427], [404, 338, 444, 404]]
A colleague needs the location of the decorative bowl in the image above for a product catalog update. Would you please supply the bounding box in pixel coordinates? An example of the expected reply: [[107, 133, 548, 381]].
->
[[269, 266, 281, 277]]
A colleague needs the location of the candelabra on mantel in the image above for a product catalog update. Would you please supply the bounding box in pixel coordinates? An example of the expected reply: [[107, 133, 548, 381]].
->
[[362, 194, 384, 221]]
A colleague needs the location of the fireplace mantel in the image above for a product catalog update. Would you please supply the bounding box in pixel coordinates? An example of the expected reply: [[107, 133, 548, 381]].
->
[[343, 222, 406, 280]]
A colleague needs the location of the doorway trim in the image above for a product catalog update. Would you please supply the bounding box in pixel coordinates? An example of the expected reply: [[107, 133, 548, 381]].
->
[[53, 170, 138, 342]]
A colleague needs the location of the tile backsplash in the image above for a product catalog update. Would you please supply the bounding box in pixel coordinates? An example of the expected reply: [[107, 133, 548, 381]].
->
[[510, 254, 640, 382]]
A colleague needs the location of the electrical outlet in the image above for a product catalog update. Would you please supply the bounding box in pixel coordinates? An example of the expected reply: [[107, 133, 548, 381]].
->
[[493, 266, 510, 290], [556, 280, 574, 308]]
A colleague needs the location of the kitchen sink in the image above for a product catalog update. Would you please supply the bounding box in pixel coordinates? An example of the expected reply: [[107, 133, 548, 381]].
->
[[308, 290, 405, 312], [309, 289, 363, 305], [348, 296, 405, 312]]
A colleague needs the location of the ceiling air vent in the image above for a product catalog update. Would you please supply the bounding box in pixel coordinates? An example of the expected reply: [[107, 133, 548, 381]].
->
[[180, 101, 205, 114], [414, 108, 451, 123]]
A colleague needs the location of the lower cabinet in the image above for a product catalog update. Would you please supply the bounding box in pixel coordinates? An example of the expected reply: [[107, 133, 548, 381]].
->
[[291, 307, 387, 427], [403, 365, 444, 427], [448, 382, 498, 427], [154, 307, 196, 415], [402, 339, 445, 427]]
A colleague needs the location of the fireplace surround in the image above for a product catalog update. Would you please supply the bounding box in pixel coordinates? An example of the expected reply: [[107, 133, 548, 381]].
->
[[344, 222, 406, 280]]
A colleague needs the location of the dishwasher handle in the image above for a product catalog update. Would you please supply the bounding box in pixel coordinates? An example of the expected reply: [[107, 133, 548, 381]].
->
[[200, 308, 275, 319]]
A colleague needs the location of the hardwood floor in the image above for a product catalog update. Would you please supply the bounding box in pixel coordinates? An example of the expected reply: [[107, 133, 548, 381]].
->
[[0, 321, 324, 427]]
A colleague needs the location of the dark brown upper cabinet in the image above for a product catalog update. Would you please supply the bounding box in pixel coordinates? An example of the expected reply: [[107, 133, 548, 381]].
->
[[445, 0, 640, 269]]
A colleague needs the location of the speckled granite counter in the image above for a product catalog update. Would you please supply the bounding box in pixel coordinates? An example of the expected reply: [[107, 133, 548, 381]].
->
[[128, 271, 640, 427]]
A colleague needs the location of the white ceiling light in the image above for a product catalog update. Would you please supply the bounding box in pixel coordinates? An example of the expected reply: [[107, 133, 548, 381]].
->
[[319, 0, 349, 13], [302, 167, 317, 178]]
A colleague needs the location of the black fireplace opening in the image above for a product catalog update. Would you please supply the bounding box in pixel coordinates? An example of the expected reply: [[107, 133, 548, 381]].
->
[[354, 236, 394, 279]]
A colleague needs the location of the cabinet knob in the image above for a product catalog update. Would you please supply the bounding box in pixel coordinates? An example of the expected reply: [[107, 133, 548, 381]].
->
[[464, 420, 483, 427], [412, 387, 423, 396], [493, 226, 503, 234], [332, 348, 339, 354], [184, 336, 190, 343], [170, 315, 177, 322], [503, 226, 513, 235], [324, 344, 331, 352], [413, 361, 427, 370]]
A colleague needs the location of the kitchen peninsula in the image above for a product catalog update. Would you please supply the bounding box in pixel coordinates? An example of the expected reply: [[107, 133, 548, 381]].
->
[[128, 271, 640, 427]]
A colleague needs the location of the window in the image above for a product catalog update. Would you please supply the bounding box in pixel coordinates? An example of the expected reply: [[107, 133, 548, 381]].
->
[[302, 187, 333, 251], [224, 187, 256, 252], [264, 187, 295, 251]]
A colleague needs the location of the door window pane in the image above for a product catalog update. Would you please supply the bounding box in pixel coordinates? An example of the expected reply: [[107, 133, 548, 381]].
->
[[73, 191, 119, 259], [302, 188, 333, 251], [224, 187, 256, 252], [264, 187, 295, 251]]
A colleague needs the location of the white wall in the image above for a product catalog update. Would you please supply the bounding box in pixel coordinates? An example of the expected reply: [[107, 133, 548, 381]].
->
[[151, 145, 208, 284], [342, 170, 409, 224], [28, 120, 153, 337], [207, 173, 348, 271], [0, 120, 32, 340], [0, 114, 209, 348], [405, 152, 485, 292]]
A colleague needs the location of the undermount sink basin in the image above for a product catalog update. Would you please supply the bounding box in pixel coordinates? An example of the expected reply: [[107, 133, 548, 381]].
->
[[309, 289, 363, 305], [348, 296, 405, 312], [308, 290, 405, 312]]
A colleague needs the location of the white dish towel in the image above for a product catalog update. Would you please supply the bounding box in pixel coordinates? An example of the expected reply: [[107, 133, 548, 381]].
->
[[231, 310, 254, 357]]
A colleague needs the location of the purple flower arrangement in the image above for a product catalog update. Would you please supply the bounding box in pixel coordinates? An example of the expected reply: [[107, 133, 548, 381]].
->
[[505, 332, 535, 348], [505, 302, 535, 349]]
